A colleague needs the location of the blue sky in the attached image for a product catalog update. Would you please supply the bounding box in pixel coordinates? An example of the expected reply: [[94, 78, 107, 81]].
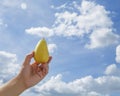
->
[[0, 0, 120, 96]]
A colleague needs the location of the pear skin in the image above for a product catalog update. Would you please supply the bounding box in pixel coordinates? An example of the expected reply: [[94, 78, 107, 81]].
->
[[34, 38, 49, 64]]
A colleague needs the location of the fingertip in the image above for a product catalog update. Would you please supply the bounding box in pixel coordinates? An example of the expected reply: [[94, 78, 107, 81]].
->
[[28, 51, 34, 56], [24, 52, 34, 63], [30, 51, 34, 57], [47, 56, 52, 64], [40, 56, 52, 66], [49, 56, 52, 59]]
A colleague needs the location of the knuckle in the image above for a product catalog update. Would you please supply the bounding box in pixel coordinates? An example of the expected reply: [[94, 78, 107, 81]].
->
[[26, 54, 31, 59]]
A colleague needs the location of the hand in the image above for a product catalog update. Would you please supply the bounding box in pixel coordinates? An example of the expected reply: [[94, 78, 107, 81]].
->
[[18, 52, 52, 89], [0, 52, 52, 96]]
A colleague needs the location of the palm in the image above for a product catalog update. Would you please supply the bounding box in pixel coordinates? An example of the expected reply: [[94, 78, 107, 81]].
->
[[19, 52, 52, 88]]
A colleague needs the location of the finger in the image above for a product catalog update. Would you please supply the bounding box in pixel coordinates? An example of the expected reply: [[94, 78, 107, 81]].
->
[[43, 66, 49, 74], [42, 63, 49, 74], [37, 67, 48, 78], [41, 56, 51, 71], [42, 56, 52, 65], [30, 62, 39, 75], [23, 52, 34, 66], [31, 62, 38, 70], [35, 56, 51, 78], [47, 56, 52, 64], [37, 62, 49, 72]]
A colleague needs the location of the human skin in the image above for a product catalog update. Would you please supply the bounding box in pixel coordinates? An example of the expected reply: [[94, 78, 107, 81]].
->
[[0, 52, 52, 96]]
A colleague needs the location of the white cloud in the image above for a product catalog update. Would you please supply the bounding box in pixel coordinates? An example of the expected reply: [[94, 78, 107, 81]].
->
[[26, 0, 119, 49], [21, 3, 27, 10], [31, 63, 120, 96], [48, 43, 57, 53], [0, 51, 20, 81], [53, 11, 78, 37], [116, 45, 120, 63], [85, 28, 119, 49], [0, 51, 17, 63], [104, 64, 120, 76], [26, 27, 54, 38], [32, 72, 120, 96], [30, 45, 119, 96]]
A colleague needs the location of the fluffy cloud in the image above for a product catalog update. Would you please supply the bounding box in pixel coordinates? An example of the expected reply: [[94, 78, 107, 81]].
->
[[48, 43, 57, 53], [28, 41, 120, 96], [25, 0, 119, 49], [86, 28, 119, 48], [26, 27, 54, 37], [30, 40, 120, 96], [105, 64, 120, 76], [33, 69, 120, 96], [0, 51, 19, 82], [116, 45, 120, 63]]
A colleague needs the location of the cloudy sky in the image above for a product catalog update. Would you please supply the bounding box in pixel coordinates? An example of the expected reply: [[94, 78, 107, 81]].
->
[[0, 0, 120, 96]]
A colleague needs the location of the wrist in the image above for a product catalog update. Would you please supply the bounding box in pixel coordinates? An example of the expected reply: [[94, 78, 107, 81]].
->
[[0, 75, 27, 96], [15, 75, 27, 92]]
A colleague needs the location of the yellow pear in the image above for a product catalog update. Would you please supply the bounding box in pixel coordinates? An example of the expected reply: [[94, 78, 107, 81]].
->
[[34, 38, 49, 64]]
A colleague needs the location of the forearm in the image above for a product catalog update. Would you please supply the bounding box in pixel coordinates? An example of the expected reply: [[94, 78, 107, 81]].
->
[[0, 75, 26, 96]]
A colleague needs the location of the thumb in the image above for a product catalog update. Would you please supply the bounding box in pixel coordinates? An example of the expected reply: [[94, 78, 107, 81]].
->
[[41, 56, 52, 65], [23, 52, 34, 66], [47, 56, 52, 64]]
